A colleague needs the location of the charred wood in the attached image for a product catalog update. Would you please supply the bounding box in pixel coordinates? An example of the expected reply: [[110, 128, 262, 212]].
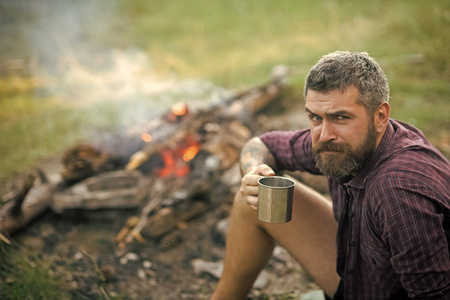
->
[[60, 144, 121, 186]]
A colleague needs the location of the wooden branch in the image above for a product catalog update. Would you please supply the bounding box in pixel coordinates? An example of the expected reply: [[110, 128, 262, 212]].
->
[[0, 173, 34, 215], [0, 179, 55, 235], [115, 179, 167, 246], [52, 170, 147, 213], [124, 195, 163, 244], [0, 232, 11, 245]]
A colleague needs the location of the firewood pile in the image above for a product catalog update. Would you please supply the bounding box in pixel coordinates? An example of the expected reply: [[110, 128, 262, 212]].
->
[[0, 73, 289, 247]]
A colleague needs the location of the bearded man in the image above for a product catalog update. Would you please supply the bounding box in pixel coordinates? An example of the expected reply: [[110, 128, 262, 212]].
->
[[211, 51, 450, 299]]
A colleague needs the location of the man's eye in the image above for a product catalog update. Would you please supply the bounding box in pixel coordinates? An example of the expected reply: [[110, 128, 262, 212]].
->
[[336, 115, 348, 120], [310, 115, 321, 121]]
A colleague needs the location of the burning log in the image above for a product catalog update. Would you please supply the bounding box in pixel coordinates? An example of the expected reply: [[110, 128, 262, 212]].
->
[[113, 75, 288, 246], [125, 74, 286, 172], [0, 70, 290, 242], [116, 151, 223, 246], [116, 135, 238, 246]]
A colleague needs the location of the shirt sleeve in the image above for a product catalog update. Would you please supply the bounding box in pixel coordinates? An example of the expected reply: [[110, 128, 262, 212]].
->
[[373, 172, 450, 298], [259, 129, 320, 174]]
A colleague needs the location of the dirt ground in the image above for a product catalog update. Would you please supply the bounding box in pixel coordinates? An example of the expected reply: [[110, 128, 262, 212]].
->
[[11, 191, 320, 300], [2, 99, 328, 299]]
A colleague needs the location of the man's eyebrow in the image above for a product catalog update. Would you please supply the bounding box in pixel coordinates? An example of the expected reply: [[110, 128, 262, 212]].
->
[[325, 110, 354, 117], [304, 107, 317, 115], [304, 107, 355, 117], [305, 107, 315, 115]]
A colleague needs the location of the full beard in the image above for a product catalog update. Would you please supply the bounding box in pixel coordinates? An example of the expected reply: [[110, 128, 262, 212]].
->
[[312, 123, 377, 178]]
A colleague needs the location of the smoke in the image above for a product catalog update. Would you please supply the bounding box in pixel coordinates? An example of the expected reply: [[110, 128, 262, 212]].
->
[[0, 0, 231, 133], [25, 0, 117, 73]]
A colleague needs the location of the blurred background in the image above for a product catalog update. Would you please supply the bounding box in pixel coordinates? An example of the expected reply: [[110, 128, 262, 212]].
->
[[0, 1, 449, 299], [1, 0, 449, 180]]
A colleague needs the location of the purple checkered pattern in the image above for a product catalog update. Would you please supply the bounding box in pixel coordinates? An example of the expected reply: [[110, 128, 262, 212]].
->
[[260, 119, 450, 299]]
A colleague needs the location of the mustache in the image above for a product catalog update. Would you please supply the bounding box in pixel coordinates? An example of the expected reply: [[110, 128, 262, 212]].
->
[[313, 141, 351, 153]]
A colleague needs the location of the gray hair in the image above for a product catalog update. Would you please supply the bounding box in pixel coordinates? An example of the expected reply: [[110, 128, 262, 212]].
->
[[304, 51, 389, 115]]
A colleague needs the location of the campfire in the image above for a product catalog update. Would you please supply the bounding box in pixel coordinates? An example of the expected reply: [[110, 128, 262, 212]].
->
[[136, 103, 200, 179], [0, 74, 289, 249]]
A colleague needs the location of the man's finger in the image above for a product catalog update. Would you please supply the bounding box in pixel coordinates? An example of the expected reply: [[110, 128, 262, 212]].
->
[[240, 185, 259, 197], [242, 174, 260, 186], [246, 195, 258, 208], [258, 164, 276, 176], [247, 164, 273, 176]]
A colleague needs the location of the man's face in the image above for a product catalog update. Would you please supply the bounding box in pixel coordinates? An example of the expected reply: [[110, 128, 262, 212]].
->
[[305, 86, 377, 178]]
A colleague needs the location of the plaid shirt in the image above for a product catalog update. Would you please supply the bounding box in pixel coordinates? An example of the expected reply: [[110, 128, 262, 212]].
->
[[260, 119, 450, 299]]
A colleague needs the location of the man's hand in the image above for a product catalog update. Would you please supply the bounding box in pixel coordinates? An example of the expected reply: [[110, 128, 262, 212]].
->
[[240, 164, 275, 210]]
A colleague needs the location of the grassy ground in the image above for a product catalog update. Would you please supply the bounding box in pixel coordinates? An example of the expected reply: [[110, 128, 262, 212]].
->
[[0, 242, 71, 300], [0, 2, 449, 296]]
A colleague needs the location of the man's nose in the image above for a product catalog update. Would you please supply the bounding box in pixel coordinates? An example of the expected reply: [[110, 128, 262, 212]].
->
[[319, 121, 337, 142]]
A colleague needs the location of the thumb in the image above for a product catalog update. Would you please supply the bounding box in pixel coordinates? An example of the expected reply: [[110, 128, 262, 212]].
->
[[259, 164, 276, 176]]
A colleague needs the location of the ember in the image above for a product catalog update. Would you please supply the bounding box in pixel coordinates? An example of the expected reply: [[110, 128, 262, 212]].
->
[[172, 102, 188, 116], [141, 133, 152, 143], [183, 144, 199, 162], [167, 102, 189, 122]]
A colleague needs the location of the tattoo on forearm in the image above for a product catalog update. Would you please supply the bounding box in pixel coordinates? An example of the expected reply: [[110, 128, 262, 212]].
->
[[240, 138, 277, 175]]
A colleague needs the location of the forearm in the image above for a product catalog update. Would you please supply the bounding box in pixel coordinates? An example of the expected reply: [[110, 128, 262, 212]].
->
[[239, 137, 278, 176]]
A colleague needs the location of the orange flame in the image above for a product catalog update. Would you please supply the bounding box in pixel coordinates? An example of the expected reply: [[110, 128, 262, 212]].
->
[[176, 164, 190, 177], [157, 135, 200, 178]]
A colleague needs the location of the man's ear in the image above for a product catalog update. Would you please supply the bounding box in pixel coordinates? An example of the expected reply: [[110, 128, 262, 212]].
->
[[374, 102, 390, 134]]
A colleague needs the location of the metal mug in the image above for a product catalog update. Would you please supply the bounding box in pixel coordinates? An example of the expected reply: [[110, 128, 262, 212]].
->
[[257, 176, 295, 223]]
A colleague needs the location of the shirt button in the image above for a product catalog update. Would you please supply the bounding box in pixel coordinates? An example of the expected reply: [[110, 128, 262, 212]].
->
[[349, 240, 356, 247], [348, 211, 355, 218], [371, 258, 377, 265]]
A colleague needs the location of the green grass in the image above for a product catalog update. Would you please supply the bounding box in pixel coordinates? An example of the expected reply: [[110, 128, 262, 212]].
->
[[0, 94, 121, 177], [0, 243, 70, 300], [118, 0, 450, 84], [0, 241, 126, 300], [0, 0, 449, 179]]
